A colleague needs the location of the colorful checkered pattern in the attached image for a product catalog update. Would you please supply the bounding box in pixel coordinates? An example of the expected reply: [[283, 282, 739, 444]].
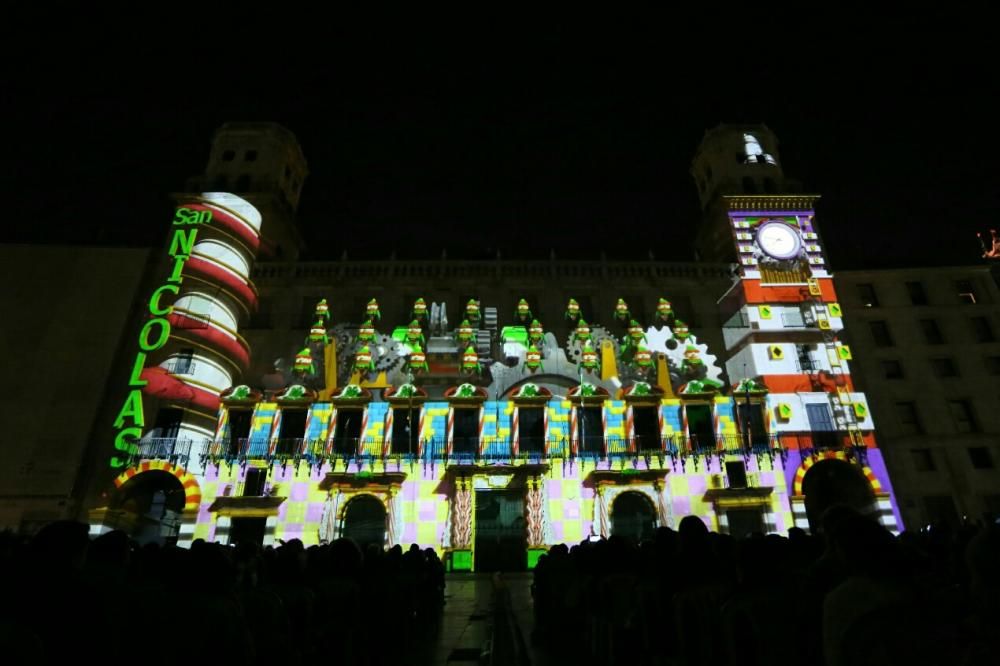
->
[[179, 395, 879, 554]]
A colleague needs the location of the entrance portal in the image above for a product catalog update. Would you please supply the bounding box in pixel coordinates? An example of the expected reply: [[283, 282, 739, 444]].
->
[[802, 459, 876, 532], [341, 495, 387, 549], [474, 490, 527, 572], [610, 491, 656, 542]]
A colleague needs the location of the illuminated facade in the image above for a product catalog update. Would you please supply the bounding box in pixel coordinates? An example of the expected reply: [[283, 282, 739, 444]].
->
[[88, 123, 902, 567]]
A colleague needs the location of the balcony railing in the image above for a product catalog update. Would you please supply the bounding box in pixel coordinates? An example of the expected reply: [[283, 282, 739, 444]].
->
[[196, 432, 789, 465], [131, 437, 200, 466]]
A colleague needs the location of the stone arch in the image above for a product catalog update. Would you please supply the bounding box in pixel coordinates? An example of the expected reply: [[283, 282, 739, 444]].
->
[[610, 490, 657, 542], [792, 451, 881, 496], [596, 483, 664, 538], [338, 493, 388, 548], [796, 453, 879, 532], [114, 461, 201, 510]]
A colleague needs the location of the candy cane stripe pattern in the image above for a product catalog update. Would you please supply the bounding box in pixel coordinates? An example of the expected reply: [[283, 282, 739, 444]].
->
[[417, 410, 426, 457], [602, 407, 608, 456], [268, 411, 282, 456], [626, 405, 636, 453], [512, 407, 520, 456], [570, 407, 579, 456], [658, 407, 666, 451], [542, 407, 550, 455], [447, 407, 455, 456], [383, 408, 394, 456], [325, 410, 338, 455]]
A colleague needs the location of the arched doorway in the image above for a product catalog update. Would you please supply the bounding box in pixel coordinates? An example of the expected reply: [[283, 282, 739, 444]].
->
[[611, 491, 657, 542], [341, 495, 387, 549], [115, 470, 187, 545], [802, 459, 876, 532]]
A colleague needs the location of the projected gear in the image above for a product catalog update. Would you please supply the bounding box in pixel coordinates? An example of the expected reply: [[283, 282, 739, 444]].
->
[[564, 324, 618, 364], [331, 323, 405, 381], [642, 325, 724, 390]]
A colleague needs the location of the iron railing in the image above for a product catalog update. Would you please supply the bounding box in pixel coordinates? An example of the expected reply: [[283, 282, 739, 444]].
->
[[132, 437, 197, 466], [193, 432, 792, 465]]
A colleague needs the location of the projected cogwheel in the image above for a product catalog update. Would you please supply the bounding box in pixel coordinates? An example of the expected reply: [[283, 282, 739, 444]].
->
[[564, 325, 619, 363]]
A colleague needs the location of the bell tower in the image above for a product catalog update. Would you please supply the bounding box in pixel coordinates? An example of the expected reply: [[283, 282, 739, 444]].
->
[[692, 124, 797, 262], [186, 122, 308, 260]]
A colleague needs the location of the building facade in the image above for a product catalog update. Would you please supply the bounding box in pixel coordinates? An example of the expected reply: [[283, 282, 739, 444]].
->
[[835, 267, 1000, 528], [85, 123, 903, 569]]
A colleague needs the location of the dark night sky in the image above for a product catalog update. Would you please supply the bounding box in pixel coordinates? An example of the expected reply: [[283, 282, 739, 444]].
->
[[5, 25, 997, 269]]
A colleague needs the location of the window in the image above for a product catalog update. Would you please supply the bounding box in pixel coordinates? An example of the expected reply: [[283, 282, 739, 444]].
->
[[686, 404, 715, 450], [736, 402, 768, 447], [519, 408, 545, 455], [453, 408, 480, 455], [245, 150, 258, 162], [170, 348, 194, 374], [948, 399, 978, 433], [578, 406, 604, 454], [726, 508, 765, 538], [150, 408, 182, 440], [227, 410, 253, 457], [332, 409, 363, 456], [857, 283, 879, 307], [986, 356, 1000, 375], [633, 406, 661, 452], [931, 357, 959, 378], [956, 279, 977, 304], [276, 410, 307, 456], [869, 320, 894, 347], [806, 403, 838, 448], [882, 359, 904, 379], [391, 407, 419, 455], [725, 461, 748, 489], [911, 449, 936, 472], [895, 401, 923, 435], [971, 316, 995, 343], [221, 149, 235, 162], [906, 281, 928, 305], [968, 446, 994, 469], [243, 468, 267, 496], [920, 319, 945, 344]]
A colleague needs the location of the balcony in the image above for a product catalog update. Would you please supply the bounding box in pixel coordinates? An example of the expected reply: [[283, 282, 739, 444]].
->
[[130, 437, 201, 466], [198, 432, 788, 466]]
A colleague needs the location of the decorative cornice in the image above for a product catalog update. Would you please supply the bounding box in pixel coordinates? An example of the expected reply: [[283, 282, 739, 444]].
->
[[724, 195, 820, 212]]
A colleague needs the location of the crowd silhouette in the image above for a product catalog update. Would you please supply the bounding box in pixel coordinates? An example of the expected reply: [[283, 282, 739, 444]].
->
[[532, 508, 1000, 665], [1, 507, 997, 665], [0, 527, 444, 666]]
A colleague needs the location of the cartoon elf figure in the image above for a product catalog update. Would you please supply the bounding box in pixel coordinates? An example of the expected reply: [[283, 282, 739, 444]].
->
[[580, 340, 600, 374], [516, 298, 532, 322], [405, 320, 425, 349], [655, 298, 673, 324], [573, 318, 592, 344], [356, 319, 378, 345], [460, 346, 481, 375], [314, 298, 330, 323], [306, 321, 330, 346], [353, 345, 375, 375], [614, 298, 630, 323], [465, 298, 481, 324], [681, 345, 704, 376], [365, 298, 381, 322], [626, 320, 646, 349], [524, 345, 544, 373], [293, 347, 315, 376], [528, 319, 545, 346], [455, 319, 476, 346], [412, 297, 428, 321], [565, 298, 581, 322], [408, 343, 429, 374], [672, 319, 691, 343], [632, 344, 654, 375]]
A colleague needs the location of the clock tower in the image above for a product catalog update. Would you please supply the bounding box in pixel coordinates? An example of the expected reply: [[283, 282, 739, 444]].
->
[[695, 125, 903, 533]]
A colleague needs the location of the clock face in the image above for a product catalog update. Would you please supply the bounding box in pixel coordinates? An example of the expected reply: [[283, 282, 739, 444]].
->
[[756, 221, 802, 260]]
